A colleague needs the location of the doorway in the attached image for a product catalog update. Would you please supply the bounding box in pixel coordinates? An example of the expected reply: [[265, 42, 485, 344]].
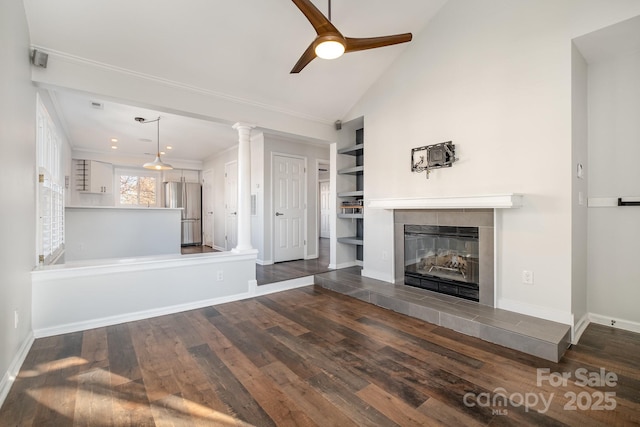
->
[[273, 154, 306, 262]]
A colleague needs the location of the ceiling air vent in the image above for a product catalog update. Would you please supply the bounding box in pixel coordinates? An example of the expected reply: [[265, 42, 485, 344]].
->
[[90, 101, 104, 110]]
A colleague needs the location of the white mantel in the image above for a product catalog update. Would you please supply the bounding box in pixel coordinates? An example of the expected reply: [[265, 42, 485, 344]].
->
[[368, 194, 523, 210]]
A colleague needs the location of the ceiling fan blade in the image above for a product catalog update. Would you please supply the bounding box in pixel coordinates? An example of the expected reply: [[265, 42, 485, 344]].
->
[[290, 42, 317, 74], [291, 0, 340, 35], [345, 33, 413, 53]]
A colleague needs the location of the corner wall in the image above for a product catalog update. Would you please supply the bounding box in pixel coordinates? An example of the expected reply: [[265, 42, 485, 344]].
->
[[587, 49, 640, 328], [0, 0, 36, 406], [571, 44, 589, 333]]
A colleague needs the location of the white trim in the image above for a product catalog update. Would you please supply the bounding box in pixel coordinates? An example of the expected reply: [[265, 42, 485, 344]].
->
[[589, 313, 640, 334], [587, 197, 618, 207], [304, 254, 318, 260], [328, 261, 358, 270], [253, 276, 315, 297], [32, 251, 257, 281], [32, 45, 334, 126], [496, 298, 573, 325], [255, 259, 274, 266], [368, 194, 523, 210], [0, 332, 35, 408], [361, 269, 394, 283], [213, 245, 226, 252], [572, 313, 590, 344]]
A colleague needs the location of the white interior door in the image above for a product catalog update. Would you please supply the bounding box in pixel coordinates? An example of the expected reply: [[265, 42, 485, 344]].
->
[[202, 169, 214, 247], [224, 161, 238, 251], [273, 155, 305, 262], [319, 181, 330, 238]]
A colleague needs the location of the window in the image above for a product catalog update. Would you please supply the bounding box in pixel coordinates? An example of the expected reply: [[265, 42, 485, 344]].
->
[[36, 94, 65, 265], [116, 169, 161, 207]]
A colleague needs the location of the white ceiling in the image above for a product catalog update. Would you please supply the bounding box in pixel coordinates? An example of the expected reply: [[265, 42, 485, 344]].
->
[[24, 0, 447, 162]]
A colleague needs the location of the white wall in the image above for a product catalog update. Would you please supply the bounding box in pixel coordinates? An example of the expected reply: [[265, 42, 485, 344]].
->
[[587, 50, 640, 326], [31, 252, 257, 336], [250, 132, 266, 260], [0, 0, 36, 406], [571, 44, 589, 331], [344, 0, 640, 325], [203, 146, 238, 250]]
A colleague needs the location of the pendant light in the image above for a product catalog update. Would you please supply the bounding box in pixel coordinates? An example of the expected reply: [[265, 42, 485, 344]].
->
[[135, 116, 173, 170]]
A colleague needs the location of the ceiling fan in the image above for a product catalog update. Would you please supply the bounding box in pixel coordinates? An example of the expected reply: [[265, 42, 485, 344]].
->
[[290, 0, 413, 73]]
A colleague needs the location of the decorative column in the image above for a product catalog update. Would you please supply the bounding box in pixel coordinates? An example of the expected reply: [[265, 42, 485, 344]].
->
[[232, 122, 255, 253]]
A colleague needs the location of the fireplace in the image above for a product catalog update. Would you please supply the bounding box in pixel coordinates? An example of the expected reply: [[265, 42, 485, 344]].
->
[[393, 209, 495, 306], [404, 225, 480, 301]]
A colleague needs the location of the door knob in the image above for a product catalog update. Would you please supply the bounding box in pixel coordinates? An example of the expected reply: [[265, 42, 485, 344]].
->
[[275, 212, 284, 216]]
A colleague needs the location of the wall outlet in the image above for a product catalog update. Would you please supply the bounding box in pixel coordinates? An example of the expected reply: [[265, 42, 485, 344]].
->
[[522, 270, 534, 285], [216, 270, 224, 281], [14, 310, 19, 329]]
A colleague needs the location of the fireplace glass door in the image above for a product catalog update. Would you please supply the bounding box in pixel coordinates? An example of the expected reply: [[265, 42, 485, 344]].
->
[[404, 225, 480, 301]]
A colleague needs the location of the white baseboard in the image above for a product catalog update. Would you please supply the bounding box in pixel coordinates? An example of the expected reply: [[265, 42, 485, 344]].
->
[[496, 298, 573, 325], [256, 259, 273, 266], [361, 269, 394, 283], [253, 276, 314, 297], [572, 313, 590, 344], [213, 245, 226, 252], [328, 261, 358, 270], [304, 254, 318, 260], [589, 313, 640, 334], [0, 332, 35, 409]]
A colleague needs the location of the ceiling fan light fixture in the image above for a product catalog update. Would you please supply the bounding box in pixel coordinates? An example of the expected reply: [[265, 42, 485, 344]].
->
[[314, 35, 345, 60]]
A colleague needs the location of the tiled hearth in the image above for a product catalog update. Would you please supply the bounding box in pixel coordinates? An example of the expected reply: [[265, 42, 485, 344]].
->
[[315, 267, 572, 362]]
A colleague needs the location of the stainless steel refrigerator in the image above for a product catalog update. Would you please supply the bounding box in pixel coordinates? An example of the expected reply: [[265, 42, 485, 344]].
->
[[163, 181, 202, 246]]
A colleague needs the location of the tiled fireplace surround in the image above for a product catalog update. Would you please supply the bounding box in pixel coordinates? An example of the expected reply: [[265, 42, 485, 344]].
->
[[394, 209, 495, 306], [315, 200, 572, 361]]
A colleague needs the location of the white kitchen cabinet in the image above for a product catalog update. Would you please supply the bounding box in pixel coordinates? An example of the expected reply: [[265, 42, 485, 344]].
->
[[75, 159, 113, 194], [162, 168, 200, 183]]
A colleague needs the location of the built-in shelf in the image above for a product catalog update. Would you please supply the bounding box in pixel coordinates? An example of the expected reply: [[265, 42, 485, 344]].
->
[[338, 190, 364, 198], [338, 143, 364, 156], [337, 213, 364, 219], [338, 165, 364, 175], [337, 236, 364, 245]]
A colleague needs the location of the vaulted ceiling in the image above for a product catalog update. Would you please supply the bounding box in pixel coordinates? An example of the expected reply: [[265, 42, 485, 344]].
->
[[24, 0, 447, 161]]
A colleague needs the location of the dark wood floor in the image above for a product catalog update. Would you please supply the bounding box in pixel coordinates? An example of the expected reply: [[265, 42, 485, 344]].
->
[[256, 238, 330, 285], [2, 285, 639, 426], [181, 245, 217, 255]]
